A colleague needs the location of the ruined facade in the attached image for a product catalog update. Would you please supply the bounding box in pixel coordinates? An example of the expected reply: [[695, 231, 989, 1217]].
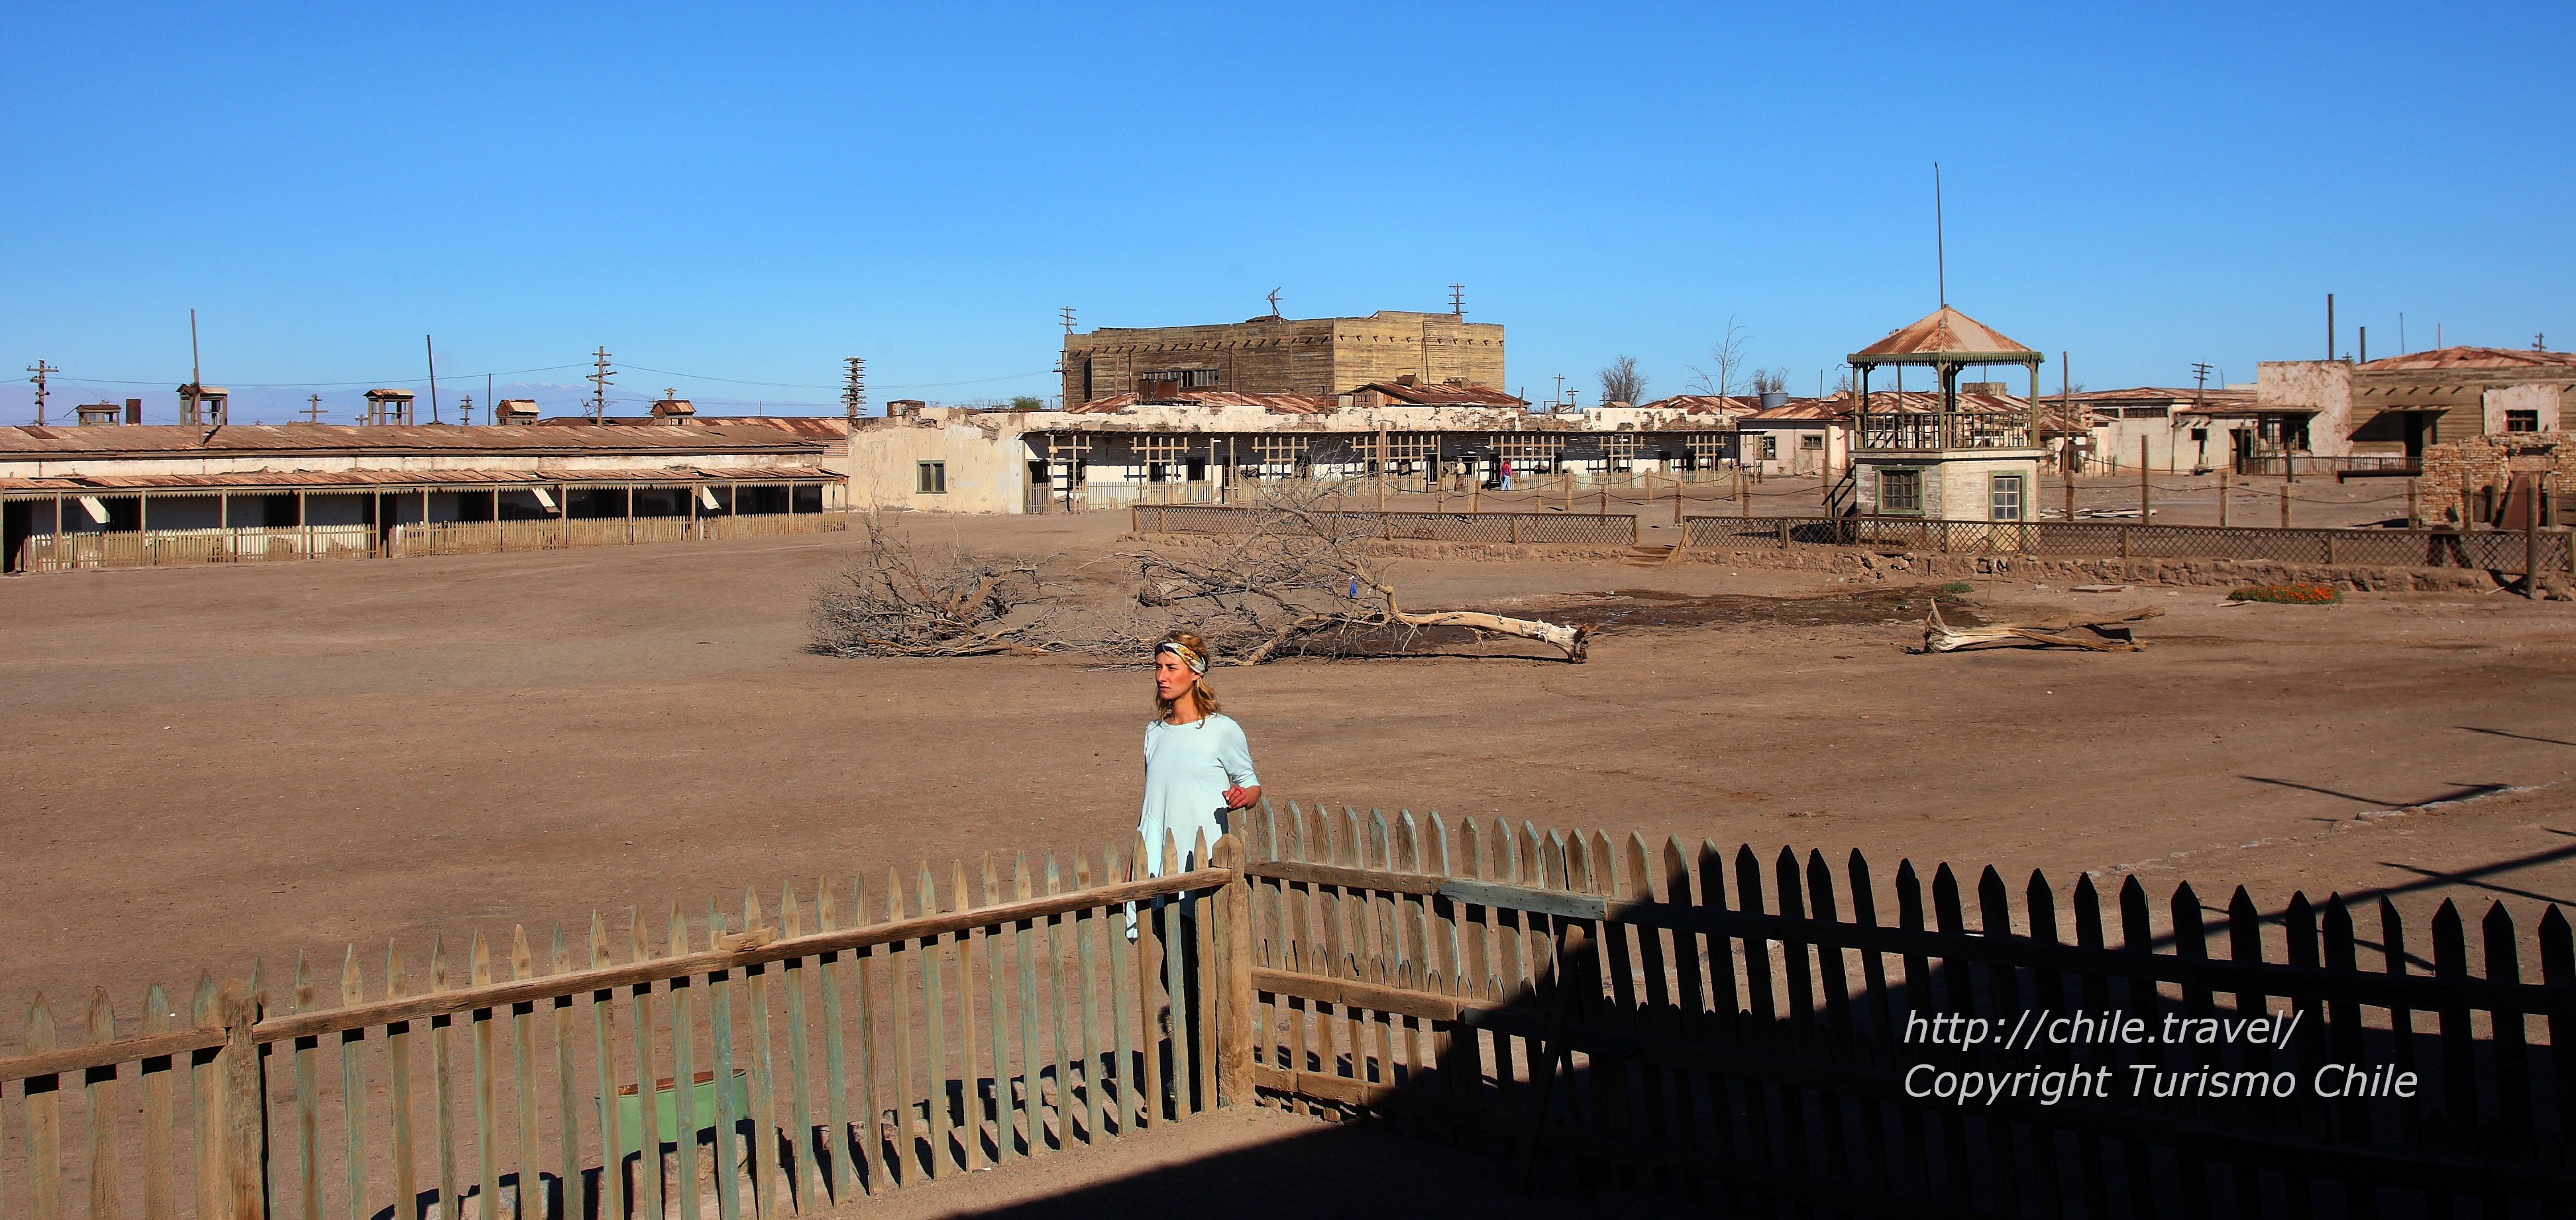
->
[[1059, 311, 1505, 405]]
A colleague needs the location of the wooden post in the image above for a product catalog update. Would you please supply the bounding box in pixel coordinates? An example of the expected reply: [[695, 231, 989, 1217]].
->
[[217, 982, 267, 1220], [1779, 519, 1790, 549], [1739, 468, 1750, 519], [2529, 475, 2543, 600], [1375, 425, 1388, 513], [2406, 477, 2420, 527], [1673, 470, 1684, 526], [2139, 436, 2151, 521], [2281, 473, 2292, 529], [1469, 474, 1479, 514], [2063, 442, 2077, 521], [1210, 835, 1253, 1107], [2218, 464, 2229, 528]]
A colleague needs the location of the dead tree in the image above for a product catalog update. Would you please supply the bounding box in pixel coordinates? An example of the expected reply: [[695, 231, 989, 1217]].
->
[[809, 518, 1057, 656], [1922, 600, 2161, 652], [1126, 480, 1588, 663]]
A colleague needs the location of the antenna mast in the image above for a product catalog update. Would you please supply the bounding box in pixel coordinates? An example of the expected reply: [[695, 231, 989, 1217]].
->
[[841, 357, 867, 419], [1449, 283, 1466, 317], [1933, 163, 1947, 308], [305, 394, 324, 423], [1266, 288, 1283, 319], [1059, 307, 1077, 334], [588, 347, 614, 421], [425, 335, 440, 424]]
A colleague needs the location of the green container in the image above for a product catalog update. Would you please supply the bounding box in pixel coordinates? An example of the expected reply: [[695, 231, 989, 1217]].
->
[[596, 1068, 750, 1158]]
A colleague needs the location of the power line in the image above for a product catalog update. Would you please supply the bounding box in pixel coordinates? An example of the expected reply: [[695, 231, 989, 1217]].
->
[[26, 359, 54, 426], [587, 347, 614, 422]]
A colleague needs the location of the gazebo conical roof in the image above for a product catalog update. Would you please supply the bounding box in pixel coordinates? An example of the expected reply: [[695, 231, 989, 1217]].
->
[[1849, 305, 2039, 366]]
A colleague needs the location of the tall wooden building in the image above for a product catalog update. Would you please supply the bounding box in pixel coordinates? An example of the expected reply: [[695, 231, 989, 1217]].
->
[[1060, 310, 1505, 405]]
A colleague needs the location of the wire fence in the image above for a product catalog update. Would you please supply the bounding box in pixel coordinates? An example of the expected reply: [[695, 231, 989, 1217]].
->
[[1132, 505, 1641, 547], [1684, 516, 2573, 574]]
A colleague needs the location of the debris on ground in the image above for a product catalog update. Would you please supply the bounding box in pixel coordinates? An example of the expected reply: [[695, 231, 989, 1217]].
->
[[1922, 601, 2163, 653]]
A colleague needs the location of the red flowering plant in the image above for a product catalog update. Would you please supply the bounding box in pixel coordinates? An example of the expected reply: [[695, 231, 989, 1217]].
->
[[2227, 583, 2341, 605]]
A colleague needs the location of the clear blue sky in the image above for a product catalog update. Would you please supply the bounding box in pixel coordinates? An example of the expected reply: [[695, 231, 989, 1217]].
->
[[5, 3, 2568, 423]]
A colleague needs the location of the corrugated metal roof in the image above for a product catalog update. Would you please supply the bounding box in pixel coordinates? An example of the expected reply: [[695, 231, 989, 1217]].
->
[[0, 421, 832, 456], [1637, 394, 1760, 415], [0, 464, 836, 493], [2358, 346, 2576, 372], [1068, 391, 1331, 415], [1850, 306, 2037, 361], [2074, 386, 2257, 405], [1351, 380, 1527, 407]]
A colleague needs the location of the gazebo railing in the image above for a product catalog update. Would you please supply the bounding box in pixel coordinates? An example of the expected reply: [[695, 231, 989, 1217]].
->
[[1855, 412, 2032, 452]]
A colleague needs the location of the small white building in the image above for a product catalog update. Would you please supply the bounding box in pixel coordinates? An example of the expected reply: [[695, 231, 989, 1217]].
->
[[1845, 306, 2045, 522]]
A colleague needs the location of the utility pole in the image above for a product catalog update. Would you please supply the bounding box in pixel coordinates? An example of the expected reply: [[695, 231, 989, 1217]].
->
[[1552, 374, 1564, 408], [304, 394, 324, 423], [458, 394, 473, 427], [841, 357, 867, 419], [25, 359, 54, 426], [1448, 283, 1466, 318], [1059, 307, 1077, 334], [588, 347, 614, 421], [2191, 362, 2213, 406], [425, 335, 441, 424], [2326, 293, 2335, 361]]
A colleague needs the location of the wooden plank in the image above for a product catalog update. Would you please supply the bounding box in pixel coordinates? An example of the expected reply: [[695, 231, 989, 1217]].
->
[[1693, 842, 1743, 1214], [812, 890, 850, 1202], [743, 891, 780, 1216], [1071, 854, 1104, 1144], [979, 860, 1014, 1163], [388, 947, 419, 1220], [914, 868, 949, 1182], [2540, 907, 2576, 1215], [1929, 865, 1984, 1211], [116, 870, 1244, 1062], [1621, 836, 1673, 1194], [215, 982, 266, 1220], [1212, 836, 1254, 1109], [2114, 877, 2166, 1214], [1249, 972, 1462, 1021], [1159, 833, 1195, 1113], [2167, 883, 2216, 1214], [143, 984, 177, 1220], [584, 920, 622, 1220], [951, 862, 985, 1172], [841, 882, 883, 1198], [276, 964, 313, 1220], [667, 912, 702, 1220], [2483, 903, 2538, 1167], [472, 936, 501, 1220], [1193, 830, 1220, 1115], [1044, 856, 1079, 1141], [1659, 840, 1705, 1198], [431, 940, 460, 1220], [781, 886, 818, 1204], [79, 991, 119, 1220], [1277, 810, 1313, 1111], [625, 915, 663, 1220], [1104, 844, 1140, 1137], [2023, 871, 2082, 1219], [705, 909, 745, 1220], [1133, 839, 1164, 1130], [1736, 846, 1786, 1211], [1242, 858, 1440, 896], [509, 931, 541, 1220], [880, 875, 912, 1187], [547, 931, 579, 1220], [1013, 855, 1043, 1150], [1972, 868, 2024, 1217]]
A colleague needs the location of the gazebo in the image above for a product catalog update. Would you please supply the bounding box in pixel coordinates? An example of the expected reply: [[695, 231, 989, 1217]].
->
[[1843, 306, 2045, 521]]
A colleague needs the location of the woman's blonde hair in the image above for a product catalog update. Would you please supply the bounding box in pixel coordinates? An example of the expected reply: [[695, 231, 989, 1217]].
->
[[1154, 630, 1222, 721]]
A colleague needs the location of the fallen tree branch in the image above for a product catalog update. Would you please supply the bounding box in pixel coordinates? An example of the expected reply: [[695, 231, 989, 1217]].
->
[[1923, 601, 2162, 653]]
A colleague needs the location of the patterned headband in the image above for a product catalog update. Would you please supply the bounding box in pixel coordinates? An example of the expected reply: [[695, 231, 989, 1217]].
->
[[1156, 640, 1207, 674]]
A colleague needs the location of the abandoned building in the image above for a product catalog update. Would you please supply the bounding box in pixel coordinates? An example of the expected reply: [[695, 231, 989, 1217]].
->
[[1059, 309, 1507, 405], [0, 419, 849, 572], [2243, 345, 2576, 472]]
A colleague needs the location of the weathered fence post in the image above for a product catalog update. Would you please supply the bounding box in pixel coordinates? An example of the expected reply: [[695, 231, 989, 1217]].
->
[[1779, 519, 1790, 550], [1211, 835, 1254, 1107], [217, 982, 269, 1220]]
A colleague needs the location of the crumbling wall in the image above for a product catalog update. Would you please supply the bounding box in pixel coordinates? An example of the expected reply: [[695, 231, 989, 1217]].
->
[[2420, 430, 2573, 517]]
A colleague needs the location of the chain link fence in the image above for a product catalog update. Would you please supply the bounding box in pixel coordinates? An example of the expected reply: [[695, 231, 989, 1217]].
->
[[1684, 515, 2571, 574], [1134, 504, 1640, 546]]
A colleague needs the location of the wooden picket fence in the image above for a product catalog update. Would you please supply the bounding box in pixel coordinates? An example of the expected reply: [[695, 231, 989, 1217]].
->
[[14, 809, 2572, 1220], [0, 832, 1246, 1220], [1231, 804, 2575, 1217]]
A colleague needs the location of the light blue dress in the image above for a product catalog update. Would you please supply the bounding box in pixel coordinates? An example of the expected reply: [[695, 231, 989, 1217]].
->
[[1138, 713, 1260, 876]]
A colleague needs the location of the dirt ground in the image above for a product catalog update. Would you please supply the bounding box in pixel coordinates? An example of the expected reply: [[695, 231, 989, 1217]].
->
[[7, 509, 2572, 1212], [4, 509, 2571, 1015]]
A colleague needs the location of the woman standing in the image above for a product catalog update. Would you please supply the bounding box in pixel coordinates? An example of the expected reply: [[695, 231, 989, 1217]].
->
[[1138, 630, 1261, 878]]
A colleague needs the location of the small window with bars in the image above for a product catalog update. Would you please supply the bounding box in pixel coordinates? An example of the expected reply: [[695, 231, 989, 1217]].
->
[[1250, 435, 1309, 464], [916, 462, 946, 494], [2506, 409, 2540, 432]]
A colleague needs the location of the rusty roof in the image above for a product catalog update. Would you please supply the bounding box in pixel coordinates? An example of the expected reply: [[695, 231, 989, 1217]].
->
[[1637, 394, 1760, 415], [0, 421, 832, 457], [1851, 306, 2038, 363], [2074, 386, 2257, 404], [1068, 390, 1331, 415], [2358, 346, 2576, 372], [1351, 380, 1527, 407], [0, 464, 836, 494]]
